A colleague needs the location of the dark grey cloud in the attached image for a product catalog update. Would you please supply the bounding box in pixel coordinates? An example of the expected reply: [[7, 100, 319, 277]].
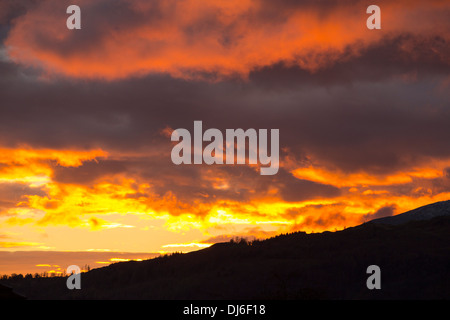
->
[[273, 170, 341, 202], [249, 34, 450, 89], [0, 54, 449, 178], [0, 182, 46, 212], [0, 1, 37, 26], [361, 204, 397, 222], [52, 159, 127, 185]]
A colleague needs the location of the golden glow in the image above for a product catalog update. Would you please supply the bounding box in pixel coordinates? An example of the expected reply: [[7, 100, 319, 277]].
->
[[95, 258, 144, 265], [0, 147, 106, 167], [161, 242, 212, 249], [292, 166, 444, 187], [109, 258, 143, 262], [1, 146, 450, 238], [0, 241, 42, 248]]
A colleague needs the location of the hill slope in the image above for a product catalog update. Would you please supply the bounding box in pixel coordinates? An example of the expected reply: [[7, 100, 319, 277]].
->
[[370, 200, 450, 225], [0, 284, 26, 300], [3, 213, 450, 300]]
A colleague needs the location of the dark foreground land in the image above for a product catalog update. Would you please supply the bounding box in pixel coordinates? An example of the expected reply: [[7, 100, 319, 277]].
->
[[2, 211, 450, 300]]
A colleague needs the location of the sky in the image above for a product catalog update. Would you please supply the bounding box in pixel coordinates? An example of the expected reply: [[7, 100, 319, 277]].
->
[[0, 0, 449, 275]]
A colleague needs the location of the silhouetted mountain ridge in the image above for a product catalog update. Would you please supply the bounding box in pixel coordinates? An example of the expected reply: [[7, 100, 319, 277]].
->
[[370, 200, 450, 225], [2, 201, 450, 299], [0, 283, 25, 300]]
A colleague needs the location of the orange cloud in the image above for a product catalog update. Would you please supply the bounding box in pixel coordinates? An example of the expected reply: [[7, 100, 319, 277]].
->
[[0, 241, 43, 248], [0, 148, 106, 183], [292, 165, 444, 188], [5, 0, 449, 80]]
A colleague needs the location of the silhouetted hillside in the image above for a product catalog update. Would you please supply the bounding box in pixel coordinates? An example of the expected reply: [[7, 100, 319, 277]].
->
[[370, 200, 450, 225], [3, 215, 450, 300], [0, 283, 25, 300]]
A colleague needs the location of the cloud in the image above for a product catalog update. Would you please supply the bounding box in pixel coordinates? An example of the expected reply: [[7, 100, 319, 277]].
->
[[201, 227, 279, 244], [52, 159, 127, 185], [4, 0, 449, 80], [273, 169, 341, 202], [361, 204, 397, 222], [286, 207, 350, 232], [249, 34, 450, 89], [0, 241, 42, 248], [0, 182, 46, 212], [161, 242, 212, 249]]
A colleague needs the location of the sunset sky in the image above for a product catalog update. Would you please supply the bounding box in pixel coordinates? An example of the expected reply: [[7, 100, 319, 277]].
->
[[0, 0, 449, 275]]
